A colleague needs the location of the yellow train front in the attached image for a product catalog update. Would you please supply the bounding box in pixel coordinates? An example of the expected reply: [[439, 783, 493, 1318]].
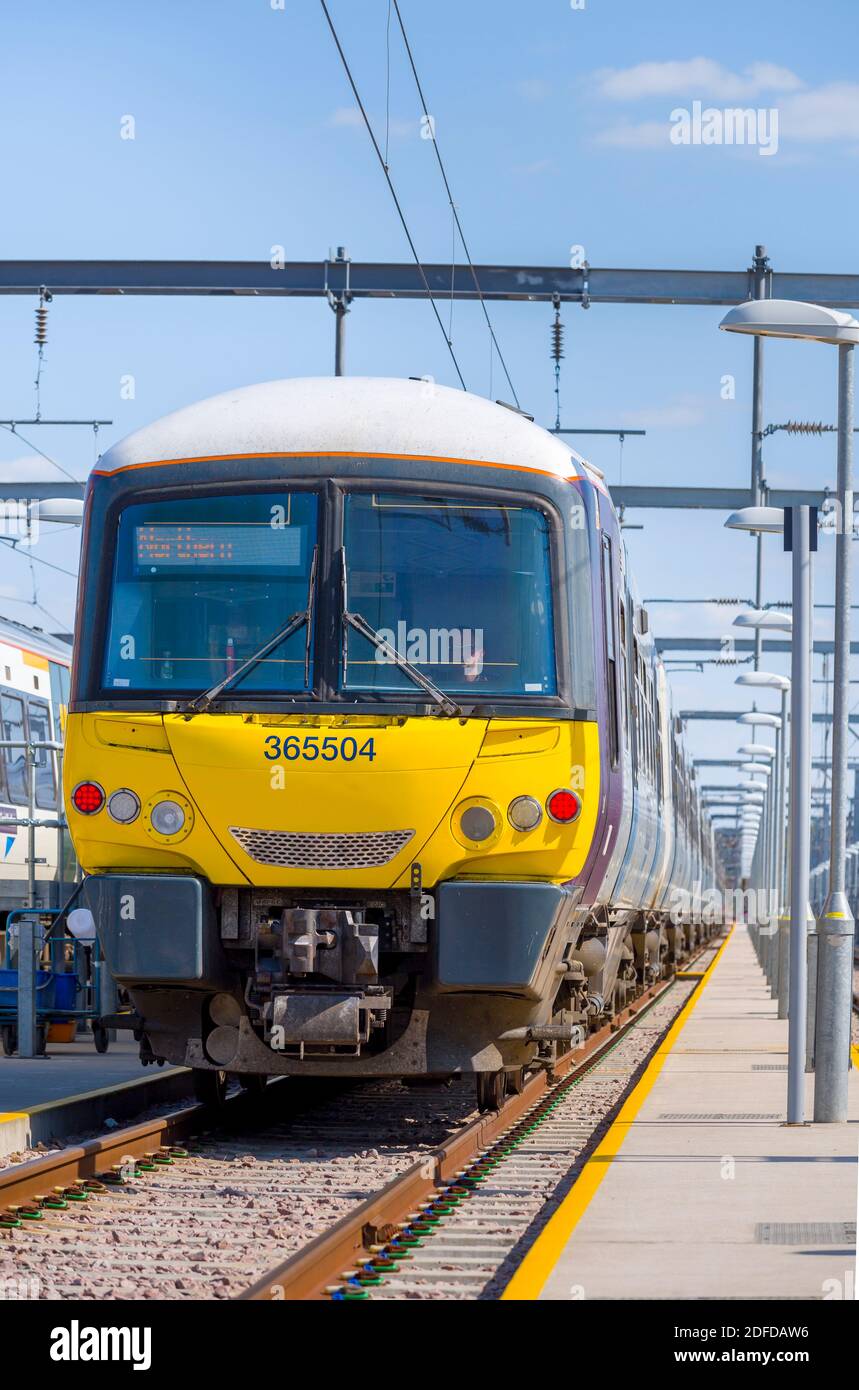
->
[[64, 377, 623, 1108]]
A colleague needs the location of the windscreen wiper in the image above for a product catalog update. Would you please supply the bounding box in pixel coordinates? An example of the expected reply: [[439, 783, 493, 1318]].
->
[[184, 546, 318, 715], [340, 550, 461, 717]]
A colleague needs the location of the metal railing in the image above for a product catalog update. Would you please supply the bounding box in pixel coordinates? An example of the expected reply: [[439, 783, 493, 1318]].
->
[[0, 737, 70, 908]]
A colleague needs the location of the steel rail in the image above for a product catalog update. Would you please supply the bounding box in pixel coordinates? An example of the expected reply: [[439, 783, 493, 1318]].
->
[[0, 943, 716, 1286], [240, 940, 718, 1302], [0, 1077, 330, 1215]]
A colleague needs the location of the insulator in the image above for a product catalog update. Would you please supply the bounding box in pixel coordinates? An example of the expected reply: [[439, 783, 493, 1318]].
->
[[34, 305, 48, 346], [550, 314, 564, 364], [783, 420, 833, 435]]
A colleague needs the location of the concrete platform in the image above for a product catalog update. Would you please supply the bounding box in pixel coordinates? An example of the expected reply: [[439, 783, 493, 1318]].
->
[[0, 1039, 175, 1111], [506, 928, 859, 1301], [0, 1040, 187, 1156]]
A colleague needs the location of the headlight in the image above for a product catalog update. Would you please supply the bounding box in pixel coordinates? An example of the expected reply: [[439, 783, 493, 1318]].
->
[[460, 806, 496, 841], [150, 799, 185, 835], [507, 795, 543, 832], [144, 792, 194, 842], [107, 789, 140, 824], [452, 797, 502, 850]]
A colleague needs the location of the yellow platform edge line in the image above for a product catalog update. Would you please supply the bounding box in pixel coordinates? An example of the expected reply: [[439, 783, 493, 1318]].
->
[[500, 928, 735, 1301], [851, 1044, 859, 1070]]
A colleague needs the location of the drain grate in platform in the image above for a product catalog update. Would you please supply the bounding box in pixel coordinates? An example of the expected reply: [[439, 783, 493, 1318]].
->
[[752, 1064, 789, 1071], [673, 1048, 786, 1055], [659, 1112, 780, 1121], [756, 1222, 855, 1246]]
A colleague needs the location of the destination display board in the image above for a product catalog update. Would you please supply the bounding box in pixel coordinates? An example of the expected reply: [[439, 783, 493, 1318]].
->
[[134, 524, 303, 573]]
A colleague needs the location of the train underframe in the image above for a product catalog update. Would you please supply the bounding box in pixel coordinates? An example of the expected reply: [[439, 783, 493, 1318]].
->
[[85, 872, 717, 1111]]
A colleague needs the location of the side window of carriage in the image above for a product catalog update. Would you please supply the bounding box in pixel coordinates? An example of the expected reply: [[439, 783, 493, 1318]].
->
[[0, 693, 27, 805], [617, 591, 629, 738], [27, 699, 57, 810], [601, 535, 619, 768], [655, 694, 664, 803], [633, 640, 645, 772]]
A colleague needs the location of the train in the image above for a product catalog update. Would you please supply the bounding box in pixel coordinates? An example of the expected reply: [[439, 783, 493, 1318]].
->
[[64, 377, 720, 1108], [0, 615, 71, 918]]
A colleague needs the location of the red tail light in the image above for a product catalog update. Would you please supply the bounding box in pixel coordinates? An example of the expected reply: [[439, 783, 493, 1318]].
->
[[547, 788, 582, 823], [72, 781, 105, 815]]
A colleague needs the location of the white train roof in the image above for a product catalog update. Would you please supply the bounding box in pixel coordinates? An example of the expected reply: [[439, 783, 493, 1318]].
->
[[0, 614, 71, 664], [95, 377, 590, 482]]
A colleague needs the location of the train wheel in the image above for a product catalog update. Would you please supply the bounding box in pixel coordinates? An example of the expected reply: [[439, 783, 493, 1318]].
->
[[505, 1067, 527, 1096], [1, 1025, 16, 1056], [476, 1070, 506, 1112], [238, 1074, 268, 1099], [192, 1068, 228, 1108]]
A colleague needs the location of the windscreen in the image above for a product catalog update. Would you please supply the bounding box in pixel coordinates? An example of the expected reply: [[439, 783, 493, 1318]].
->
[[101, 492, 318, 693], [342, 491, 558, 697]]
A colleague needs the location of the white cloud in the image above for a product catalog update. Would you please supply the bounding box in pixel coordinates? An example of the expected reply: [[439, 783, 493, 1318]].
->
[[620, 399, 707, 430], [0, 454, 84, 486], [327, 106, 363, 128], [327, 108, 416, 140], [594, 120, 671, 150], [593, 81, 859, 153], [595, 58, 803, 103], [512, 157, 555, 175], [646, 601, 735, 639], [779, 82, 859, 142], [516, 78, 552, 103]]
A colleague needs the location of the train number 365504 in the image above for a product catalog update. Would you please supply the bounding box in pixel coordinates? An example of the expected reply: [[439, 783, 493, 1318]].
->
[[263, 734, 377, 763]]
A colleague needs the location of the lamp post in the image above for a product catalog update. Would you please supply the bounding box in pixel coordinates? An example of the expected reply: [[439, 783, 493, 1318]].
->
[[738, 710, 785, 958], [740, 749, 776, 934], [728, 506, 814, 1124], [722, 297, 859, 1123], [734, 610, 792, 906], [735, 669, 791, 1000], [739, 741, 777, 915]]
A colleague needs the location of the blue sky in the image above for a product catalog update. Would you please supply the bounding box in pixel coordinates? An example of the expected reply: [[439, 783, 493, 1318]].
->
[[0, 0, 857, 816]]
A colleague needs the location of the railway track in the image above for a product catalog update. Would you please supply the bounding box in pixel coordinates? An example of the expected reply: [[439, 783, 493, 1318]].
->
[[0, 1079, 478, 1299], [0, 938, 720, 1301], [246, 945, 719, 1300]]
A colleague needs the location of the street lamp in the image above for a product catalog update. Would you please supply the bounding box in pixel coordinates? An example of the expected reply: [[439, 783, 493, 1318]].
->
[[729, 505, 814, 1123], [722, 297, 859, 1123], [734, 609, 793, 632], [739, 707, 784, 927], [736, 668, 792, 996]]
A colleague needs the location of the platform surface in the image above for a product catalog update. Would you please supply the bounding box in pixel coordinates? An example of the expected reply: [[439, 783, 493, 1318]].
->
[[525, 928, 858, 1301], [0, 1038, 176, 1111]]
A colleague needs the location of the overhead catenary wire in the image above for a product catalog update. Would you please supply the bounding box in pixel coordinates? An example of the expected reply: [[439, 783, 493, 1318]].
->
[[33, 287, 50, 421], [551, 293, 564, 431], [0, 422, 87, 492], [390, 0, 520, 407], [384, 0, 392, 170], [0, 535, 78, 580], [319, 0, 467, 391]]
